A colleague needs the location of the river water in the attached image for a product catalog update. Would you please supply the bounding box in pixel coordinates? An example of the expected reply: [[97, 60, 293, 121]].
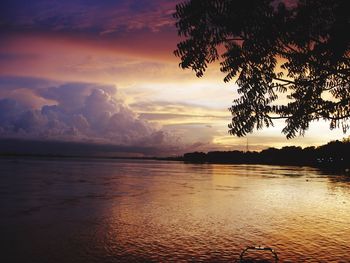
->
[[0, 158, 349, 262]]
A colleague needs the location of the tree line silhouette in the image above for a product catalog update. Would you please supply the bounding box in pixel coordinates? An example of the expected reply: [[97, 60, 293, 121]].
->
[[183, 139, 350, 169]]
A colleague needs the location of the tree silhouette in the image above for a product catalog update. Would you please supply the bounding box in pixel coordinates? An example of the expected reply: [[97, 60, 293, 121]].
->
[[174, 0, 350, 138], [182, 139, 350, 169]]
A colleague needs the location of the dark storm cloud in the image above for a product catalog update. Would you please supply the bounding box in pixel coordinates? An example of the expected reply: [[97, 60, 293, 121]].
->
[[0, 138, 164, 157], [0, 0, 178, 35]]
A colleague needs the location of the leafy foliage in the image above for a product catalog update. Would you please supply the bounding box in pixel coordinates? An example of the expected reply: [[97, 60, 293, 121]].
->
[[174, 0, 350, 138]]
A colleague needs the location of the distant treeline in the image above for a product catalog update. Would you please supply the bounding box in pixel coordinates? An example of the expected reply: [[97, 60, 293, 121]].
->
[[183, 140, 350, 169]]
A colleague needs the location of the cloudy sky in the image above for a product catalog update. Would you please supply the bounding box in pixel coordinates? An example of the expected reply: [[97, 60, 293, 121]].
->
[[0, 0, 348, 156]]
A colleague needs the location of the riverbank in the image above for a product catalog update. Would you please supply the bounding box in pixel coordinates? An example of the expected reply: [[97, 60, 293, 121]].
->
[[181, 140, 350, 171]]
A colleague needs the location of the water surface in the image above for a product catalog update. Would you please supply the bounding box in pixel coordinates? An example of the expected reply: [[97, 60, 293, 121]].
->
[[1, 158, 349, 262]]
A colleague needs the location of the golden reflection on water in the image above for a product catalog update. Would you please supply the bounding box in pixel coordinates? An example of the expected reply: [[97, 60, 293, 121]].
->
[[102, 162, 350, 262], [1, 159, 349, 262]]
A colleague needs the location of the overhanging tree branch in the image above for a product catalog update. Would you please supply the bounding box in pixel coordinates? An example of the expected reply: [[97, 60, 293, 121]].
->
[[174, 0, 350, 138]]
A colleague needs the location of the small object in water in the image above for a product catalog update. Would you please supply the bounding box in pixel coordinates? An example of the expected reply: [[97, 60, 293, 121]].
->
[[239, 246, 279, 262]]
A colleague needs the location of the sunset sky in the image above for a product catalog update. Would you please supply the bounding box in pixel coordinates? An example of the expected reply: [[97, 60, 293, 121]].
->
[[0, 0, 349, 156]]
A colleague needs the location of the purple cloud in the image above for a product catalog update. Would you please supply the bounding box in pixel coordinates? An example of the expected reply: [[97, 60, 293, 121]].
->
[[0, 80, 176, 148], [1, 0, 179, 35]]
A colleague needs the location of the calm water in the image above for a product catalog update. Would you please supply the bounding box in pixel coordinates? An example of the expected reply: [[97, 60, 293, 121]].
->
[[1, 158, 350, 262]]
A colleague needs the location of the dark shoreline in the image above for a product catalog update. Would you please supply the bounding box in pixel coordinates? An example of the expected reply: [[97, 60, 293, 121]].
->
[[181, 140, 350, 172], [0, 139, 349, 172], [0, 153, 349, 174]]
